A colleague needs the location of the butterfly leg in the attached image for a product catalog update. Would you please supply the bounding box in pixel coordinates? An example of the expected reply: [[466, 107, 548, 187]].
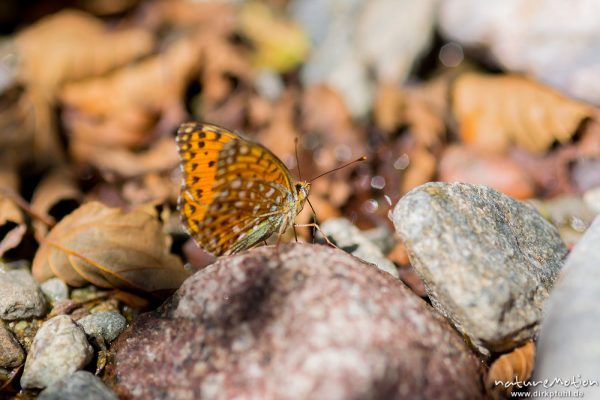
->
[[292, 225, 298, 242], [293, 223, 338, 249]]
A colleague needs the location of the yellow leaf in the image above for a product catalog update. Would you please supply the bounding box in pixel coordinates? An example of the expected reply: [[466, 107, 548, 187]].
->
[[452, 73, 595, 154], [239, 2, 310, 72], [32, 202, 189, 297]]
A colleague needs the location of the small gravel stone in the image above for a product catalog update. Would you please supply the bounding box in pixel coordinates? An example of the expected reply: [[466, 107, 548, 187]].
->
[[39, 371, 117, 400], [0, 269, 47, 320], [21, 315, 93, 389], [392, 182, 567, 354], [320, 218, 399, 278], [40, 278, 69, 304], [535, 216, 600, 396], [78, 312, 127, 343], [0, 322, 24, 368]]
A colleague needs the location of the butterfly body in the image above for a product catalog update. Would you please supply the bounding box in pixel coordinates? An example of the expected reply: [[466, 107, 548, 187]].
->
[[176, 122, 310, 256]]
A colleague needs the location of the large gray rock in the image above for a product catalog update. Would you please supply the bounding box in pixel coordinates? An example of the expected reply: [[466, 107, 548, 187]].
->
[[78, 311, 127, 343], [0, 269, 47, 320], [21, 315, 93, 389], [392, 182, 567, 354], [109, 244, 484, 400], [0, 322, 24, 368], [534, 216, 600, 395], [39, 371, 117, 400]]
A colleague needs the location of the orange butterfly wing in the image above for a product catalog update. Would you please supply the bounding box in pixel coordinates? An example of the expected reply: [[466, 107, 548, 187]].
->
[[176, 122, 297, 256]]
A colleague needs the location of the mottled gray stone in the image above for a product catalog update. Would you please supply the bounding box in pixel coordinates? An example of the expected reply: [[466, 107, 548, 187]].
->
[[321, 218, 399, 278], [0, 269, 47, 320], [39, 371, 117, 400], [535, 216, 600, 396], [0, 322, 24, 368], [392, 182, 567, 353], [78, 312, 127, 343], [109, 244, 484, 400], [40, 278, 69, 304], [21, 315, 93, 389]]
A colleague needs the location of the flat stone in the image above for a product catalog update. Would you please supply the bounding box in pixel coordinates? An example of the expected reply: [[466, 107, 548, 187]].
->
[[534, 216, 600, 396], [108, 243, 484, 400], [39, 371, 117, 400], [320, 218, 399, 278], [21, 315, 93, 389], [0, 269, 47, 320], [0, 322, 24, 368], [392, 182, 567, 353], [78, 312, 127, 343], [40, 278, 69, 304]]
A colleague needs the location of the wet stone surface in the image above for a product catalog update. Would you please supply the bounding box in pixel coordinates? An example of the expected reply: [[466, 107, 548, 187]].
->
[[109, 243, 484, 400], [392, 182, 567, 354]]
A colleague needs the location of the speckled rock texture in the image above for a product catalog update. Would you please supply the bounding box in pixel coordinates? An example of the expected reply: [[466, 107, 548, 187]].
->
[[392, 182, 567, 354], [78, 311, 127, 343], [39, 371, 118, 400], [0, 269, 47, 320], [321, 218, 399, 278], [0, 322, 24, 368], [108, 243, 484, 400], [534, 216, 600, 396], [20, 315, 94, 389]]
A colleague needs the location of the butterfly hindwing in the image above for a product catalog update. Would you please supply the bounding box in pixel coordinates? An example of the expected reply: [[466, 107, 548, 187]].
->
[[176, 122, 297, 256]]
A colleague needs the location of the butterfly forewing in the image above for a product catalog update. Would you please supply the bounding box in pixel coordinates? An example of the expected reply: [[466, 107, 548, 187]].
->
[[176, 122, 297, 256]]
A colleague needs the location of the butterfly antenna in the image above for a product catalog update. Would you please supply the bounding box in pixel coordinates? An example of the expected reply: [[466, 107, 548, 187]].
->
[[309, 156, 367, 183], [294, 137, 303, 180]]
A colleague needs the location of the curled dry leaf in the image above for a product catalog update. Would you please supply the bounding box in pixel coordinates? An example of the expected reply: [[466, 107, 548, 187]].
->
[[32, 202, 189, 297], [486, 341, 535, 398], [60, 33, 201, 152], [375, 75, 449, 148], [71, 136, 179, 179], [452, 73, 595, 154], [0, 169, 25, 257], [31, 167, 82, 242], [14, 9, 154, 93]]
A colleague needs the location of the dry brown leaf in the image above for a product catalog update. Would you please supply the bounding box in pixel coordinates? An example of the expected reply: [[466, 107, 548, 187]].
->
[[0, 169, 26, 257], [401, 147, 436, 194], [0, 87, 36, 167], [31, 167, 82, 242], [375, 77, 448, 148], [71, 136, 179, 179], [32, 201, 189, 297], [453, 73, 595, 154], [15, 9, 154, 94], [59, 32, 201, 150], [486, 341, 536, 398]]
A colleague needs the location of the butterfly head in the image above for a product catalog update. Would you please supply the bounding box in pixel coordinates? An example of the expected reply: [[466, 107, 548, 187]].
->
[[295, 181, 311, 203]]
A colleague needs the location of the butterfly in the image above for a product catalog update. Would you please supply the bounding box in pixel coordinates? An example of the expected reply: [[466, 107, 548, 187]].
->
[[176, 122, 315, 256]]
